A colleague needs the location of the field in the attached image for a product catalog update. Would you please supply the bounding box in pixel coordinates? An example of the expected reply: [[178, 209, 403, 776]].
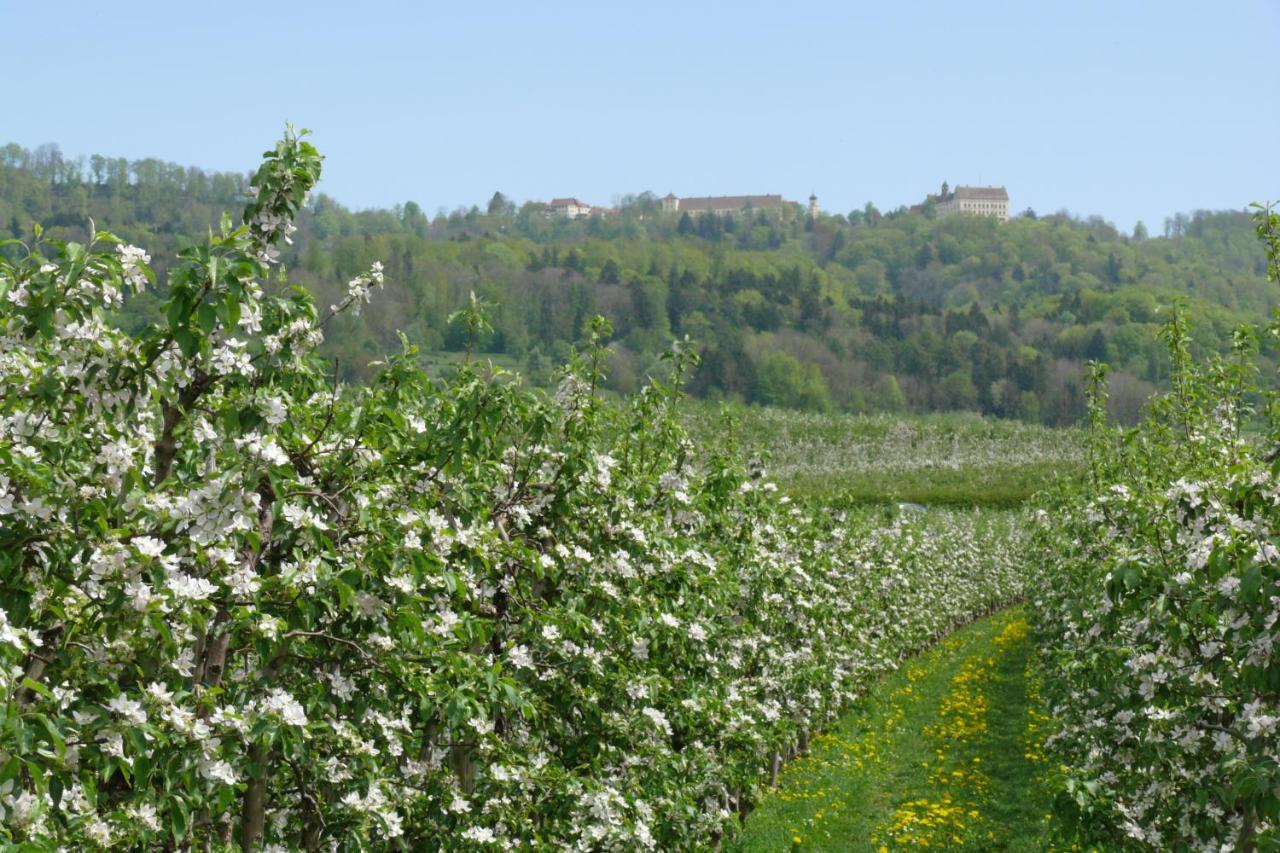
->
[[682, 403, 1085, 506]]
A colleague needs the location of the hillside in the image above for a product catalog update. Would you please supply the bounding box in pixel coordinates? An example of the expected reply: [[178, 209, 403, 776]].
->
[[2, 141, 1273, 425]]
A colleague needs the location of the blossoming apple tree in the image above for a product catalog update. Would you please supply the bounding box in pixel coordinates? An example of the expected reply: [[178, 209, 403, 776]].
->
[[1028, 205, 1280, 851], [0, 130, 1025, 850]]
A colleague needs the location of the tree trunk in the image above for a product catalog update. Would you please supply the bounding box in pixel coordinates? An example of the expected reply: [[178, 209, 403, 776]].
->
[[449, 742, 477, 795], [240, 745, 269, 850], [202, 630, 231, 689], [1238, 804, 1256, 853], [418, 713, 440, 762], [14, 625, 62, 705], [301, 802, 323, 851]]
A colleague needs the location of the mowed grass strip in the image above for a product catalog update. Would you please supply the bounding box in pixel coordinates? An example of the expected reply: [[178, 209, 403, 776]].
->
[[732, 609, 1080, 852]]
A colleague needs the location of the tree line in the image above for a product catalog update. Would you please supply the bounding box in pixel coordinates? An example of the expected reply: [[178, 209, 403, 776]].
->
[[2, 141, 1273, 425]]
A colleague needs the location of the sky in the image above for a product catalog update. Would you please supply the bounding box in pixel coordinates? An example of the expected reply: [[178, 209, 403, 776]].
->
[[2, 0, 1277, 232]]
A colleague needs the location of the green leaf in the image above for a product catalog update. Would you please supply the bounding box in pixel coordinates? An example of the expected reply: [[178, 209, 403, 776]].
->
[[175, 327, 199, 358], [1122, 566, 1139, 589], [34, 372, 60, 404], [197, 302, 217, 334], [239, 408, 263, 432], [169, 798, 190, 840], [225, 292, 242, 328], [34, 304, 55, 336], [20, 677, 53, 700], [1241, 565, 1262, 602], [166, 294, 187, 332]]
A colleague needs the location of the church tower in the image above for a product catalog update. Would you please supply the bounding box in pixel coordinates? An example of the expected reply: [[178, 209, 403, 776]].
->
[[808, 193, 818, 218]]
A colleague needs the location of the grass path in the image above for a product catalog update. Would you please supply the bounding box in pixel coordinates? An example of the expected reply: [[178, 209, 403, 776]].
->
[[732, 609, 1078, 852]]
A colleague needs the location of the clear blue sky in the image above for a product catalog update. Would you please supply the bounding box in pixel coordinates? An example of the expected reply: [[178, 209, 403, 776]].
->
[[3, 0, 1276, 232]]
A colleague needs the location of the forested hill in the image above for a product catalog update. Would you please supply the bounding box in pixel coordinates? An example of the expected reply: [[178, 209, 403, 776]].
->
[[2, 141, 1274, 425]]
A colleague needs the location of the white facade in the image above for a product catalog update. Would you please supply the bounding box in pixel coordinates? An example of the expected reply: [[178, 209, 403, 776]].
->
[[545, 198, 592, 218], [932, 185, 1009, 222]]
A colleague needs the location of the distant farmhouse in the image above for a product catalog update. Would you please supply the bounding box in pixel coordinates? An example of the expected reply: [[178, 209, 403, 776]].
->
[[542, 197, 621, 219], [919, 183, 1009, 221], [544, 197, 593, 218], [661, 193, 789, 216]]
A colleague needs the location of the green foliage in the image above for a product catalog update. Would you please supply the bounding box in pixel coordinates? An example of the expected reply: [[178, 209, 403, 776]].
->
[[2, 142, 1274, 425], [1026, 205, 1280, 850], [752, 350, 831, 412], [0, 132, 1028, 850]]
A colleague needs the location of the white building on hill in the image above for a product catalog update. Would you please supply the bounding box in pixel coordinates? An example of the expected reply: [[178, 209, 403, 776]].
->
[[927, 183, 1009, 221], [545, 198, 592, 218]]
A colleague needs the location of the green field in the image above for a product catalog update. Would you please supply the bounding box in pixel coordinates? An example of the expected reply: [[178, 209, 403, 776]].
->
[[683, 403, 1085, 506]]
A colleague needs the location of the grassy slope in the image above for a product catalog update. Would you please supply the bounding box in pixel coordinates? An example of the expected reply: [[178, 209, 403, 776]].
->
[[731, 610, 1093, 852]]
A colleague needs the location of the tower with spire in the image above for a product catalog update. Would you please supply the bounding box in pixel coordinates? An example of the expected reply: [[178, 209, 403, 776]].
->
[[808, 192, 818, 218]]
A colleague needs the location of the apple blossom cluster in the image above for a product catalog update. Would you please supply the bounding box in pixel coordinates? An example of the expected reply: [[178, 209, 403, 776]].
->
[[0, 130, 1027, 850], [334, 261, 385, 317]]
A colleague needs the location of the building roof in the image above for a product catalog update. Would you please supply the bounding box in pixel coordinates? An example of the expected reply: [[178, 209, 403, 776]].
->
[[951, 186, 1008, 201], [677, 194, 784, 212], [663, 193, 678, 201], [546, 197, 590, 208]]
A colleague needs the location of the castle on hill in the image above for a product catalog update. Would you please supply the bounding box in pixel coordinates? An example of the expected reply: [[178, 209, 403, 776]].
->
[[919, 182, 1009, 221]]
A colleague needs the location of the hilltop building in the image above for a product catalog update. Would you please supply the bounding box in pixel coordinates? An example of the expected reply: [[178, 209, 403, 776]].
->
[[545, 197, 593, 218], [923, 183, 1009, 221], [661, 193, 786, 216]]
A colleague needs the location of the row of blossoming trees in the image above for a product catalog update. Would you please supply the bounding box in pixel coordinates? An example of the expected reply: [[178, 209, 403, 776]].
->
[[1028, 205, 1280, 851], [0, 131, 1027, 849]]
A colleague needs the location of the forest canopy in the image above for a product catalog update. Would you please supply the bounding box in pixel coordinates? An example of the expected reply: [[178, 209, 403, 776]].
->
[[2, 140, 1273, 425]]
